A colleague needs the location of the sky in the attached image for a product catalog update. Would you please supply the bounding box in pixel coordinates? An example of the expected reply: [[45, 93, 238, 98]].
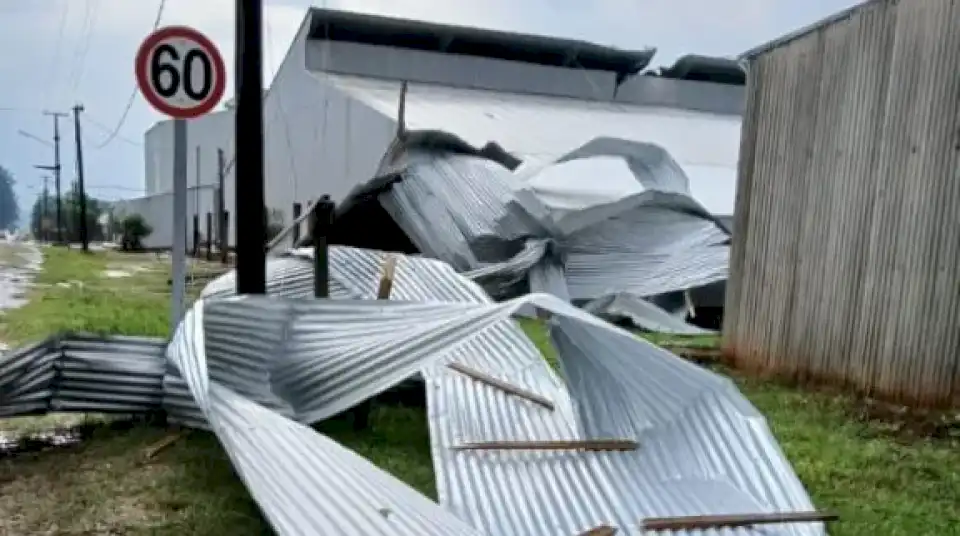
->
[[0, 0, 862, 224]]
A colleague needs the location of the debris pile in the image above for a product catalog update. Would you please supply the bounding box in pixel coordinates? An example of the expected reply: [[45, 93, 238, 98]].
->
[[331, 134, 730, 332], [0, 246, 830, 535]]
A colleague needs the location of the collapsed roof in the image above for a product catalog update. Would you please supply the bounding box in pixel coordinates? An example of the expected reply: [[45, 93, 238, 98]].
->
[[325, 132, 730, 331], [0, 246, 827, 534]]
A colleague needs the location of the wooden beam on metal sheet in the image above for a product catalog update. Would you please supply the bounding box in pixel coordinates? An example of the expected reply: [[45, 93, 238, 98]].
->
[[446, 361, 555, 411], [376, 254, 398, 299], [640, 511, 839, 531], [453, 439, 638, 452], [576, 525, 617, 536]]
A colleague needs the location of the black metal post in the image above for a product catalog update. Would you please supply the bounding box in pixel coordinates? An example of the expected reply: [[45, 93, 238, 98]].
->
[[192, 214, 200, 257], [221, 211, 230, 264], [216, 148, 227, 263], [235, 0, 266, 294], [206, 212, 213, 261], [311, 195, 333, 299], [291, 202, 301, 245]]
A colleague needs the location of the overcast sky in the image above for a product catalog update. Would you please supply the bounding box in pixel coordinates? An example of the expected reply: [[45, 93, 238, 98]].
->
[[0, 0, 861, 221]]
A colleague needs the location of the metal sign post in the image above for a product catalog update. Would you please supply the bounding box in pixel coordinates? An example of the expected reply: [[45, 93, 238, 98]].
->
[[134, 26, 226, 335]]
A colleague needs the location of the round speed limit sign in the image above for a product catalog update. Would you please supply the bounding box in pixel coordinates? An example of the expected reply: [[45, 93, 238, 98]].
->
[[135, 26, 226, 119]]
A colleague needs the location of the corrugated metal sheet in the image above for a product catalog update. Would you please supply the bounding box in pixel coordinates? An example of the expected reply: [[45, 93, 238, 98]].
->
[[0, 334, 167, 418], [170, 291, 822, 536], [723, 0, 960, 408], [2, 246, 824, 535], [354, 135, 731, 332]]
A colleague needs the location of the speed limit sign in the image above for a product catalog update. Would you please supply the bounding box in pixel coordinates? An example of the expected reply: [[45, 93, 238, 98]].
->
[[135, 26, 226, 119]]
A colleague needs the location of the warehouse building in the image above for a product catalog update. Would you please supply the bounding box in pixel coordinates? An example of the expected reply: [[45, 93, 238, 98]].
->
[[723, 0, 960, 408], [115, 7, 744, 250]]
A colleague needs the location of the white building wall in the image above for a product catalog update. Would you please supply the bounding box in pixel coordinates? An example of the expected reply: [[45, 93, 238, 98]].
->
[[143, 110, 235, 196], [112, 186, 217, 250], [252, 19, 397, 248]]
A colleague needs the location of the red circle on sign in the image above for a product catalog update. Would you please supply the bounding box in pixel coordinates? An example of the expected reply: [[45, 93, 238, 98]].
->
[[135, 26, 226, 119]]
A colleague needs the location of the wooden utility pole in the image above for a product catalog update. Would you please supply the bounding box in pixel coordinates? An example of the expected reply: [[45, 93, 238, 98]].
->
[[40, 175, 50, 243], [235, 0, 266, 293], [71, 104, 89, 252], [42, 111, 67, 244]]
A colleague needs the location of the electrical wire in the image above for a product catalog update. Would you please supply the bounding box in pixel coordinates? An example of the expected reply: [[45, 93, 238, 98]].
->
[[82, 115, 141, 146], [70, 0, 102, 93], [43, 0, 71, 108], [92, 0, 167, 150]]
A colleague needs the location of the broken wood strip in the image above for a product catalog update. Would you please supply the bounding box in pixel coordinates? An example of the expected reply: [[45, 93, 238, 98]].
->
[[683, 289, 696, 318], [446, 361, 555, 411], [641, 511, 839, 531], [376, 254, 398, 299], [142, 429, 187, 460], [576, 525, 617, 536], [453, 439, 638, 452]]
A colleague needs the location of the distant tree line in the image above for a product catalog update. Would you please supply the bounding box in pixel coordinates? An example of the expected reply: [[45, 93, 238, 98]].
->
[[30, 185, 107, 243], [0, 165, 21, 231]]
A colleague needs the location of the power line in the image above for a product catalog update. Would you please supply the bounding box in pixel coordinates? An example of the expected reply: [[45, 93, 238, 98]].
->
[[43, 0, 71, 107], [85, 184, 146, 192], [82, 115, 140, 146], [70, 0, 102, 93], [92, 0, 167, 150]]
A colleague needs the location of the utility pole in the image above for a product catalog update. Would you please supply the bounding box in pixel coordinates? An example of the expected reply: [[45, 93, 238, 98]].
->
[[235, 0, 266, 293], [71, 104, 89, 252], [42, 111, 67, 245], [40, 175, 50, 243]]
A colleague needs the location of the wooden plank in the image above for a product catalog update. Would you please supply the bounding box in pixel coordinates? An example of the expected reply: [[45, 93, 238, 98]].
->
[[142, 429, 186, 460], [641, 511, 838, 531], [377, 254, 398, 299], [576, 525, 617, 536], [446, 361, 555, 411], [453, 439, 637, 452]]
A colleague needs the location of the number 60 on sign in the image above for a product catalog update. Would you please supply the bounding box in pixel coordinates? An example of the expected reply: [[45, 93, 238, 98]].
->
[[135, 26, 226, 119]]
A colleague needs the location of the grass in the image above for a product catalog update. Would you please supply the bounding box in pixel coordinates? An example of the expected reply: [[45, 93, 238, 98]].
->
[[1, 246, 959, 534]]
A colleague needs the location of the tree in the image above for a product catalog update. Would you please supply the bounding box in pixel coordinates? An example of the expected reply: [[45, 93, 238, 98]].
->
[[29, 188, 105, 243], [0, 166, 20, 231], [120, 214, 152, 251]]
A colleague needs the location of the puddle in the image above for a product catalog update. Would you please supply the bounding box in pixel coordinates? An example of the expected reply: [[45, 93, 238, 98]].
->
[[0, 429, 84, 457], [0, 414, 165, 458]]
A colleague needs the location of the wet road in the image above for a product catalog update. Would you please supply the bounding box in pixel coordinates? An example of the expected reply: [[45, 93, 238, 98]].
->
[[0, 241, 42, 352]]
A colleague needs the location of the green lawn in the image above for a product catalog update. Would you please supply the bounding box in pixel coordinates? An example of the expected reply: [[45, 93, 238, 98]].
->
[[1, 247, 958, 535]]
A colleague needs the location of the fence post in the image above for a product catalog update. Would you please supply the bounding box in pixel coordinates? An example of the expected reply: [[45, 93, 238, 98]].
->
[[221, 211, 230, 264], [192, 214, 200, 257], [292, 202, 302, 246], [205, 212, 213, 261], [311, 195, 334, 298]]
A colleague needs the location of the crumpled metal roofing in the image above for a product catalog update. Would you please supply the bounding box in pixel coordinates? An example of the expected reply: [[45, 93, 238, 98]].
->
[[0, 334, 167, 418], [1, 246, 824, 535], [173, 292, 821, 535], [341, 132, 729, 332]]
